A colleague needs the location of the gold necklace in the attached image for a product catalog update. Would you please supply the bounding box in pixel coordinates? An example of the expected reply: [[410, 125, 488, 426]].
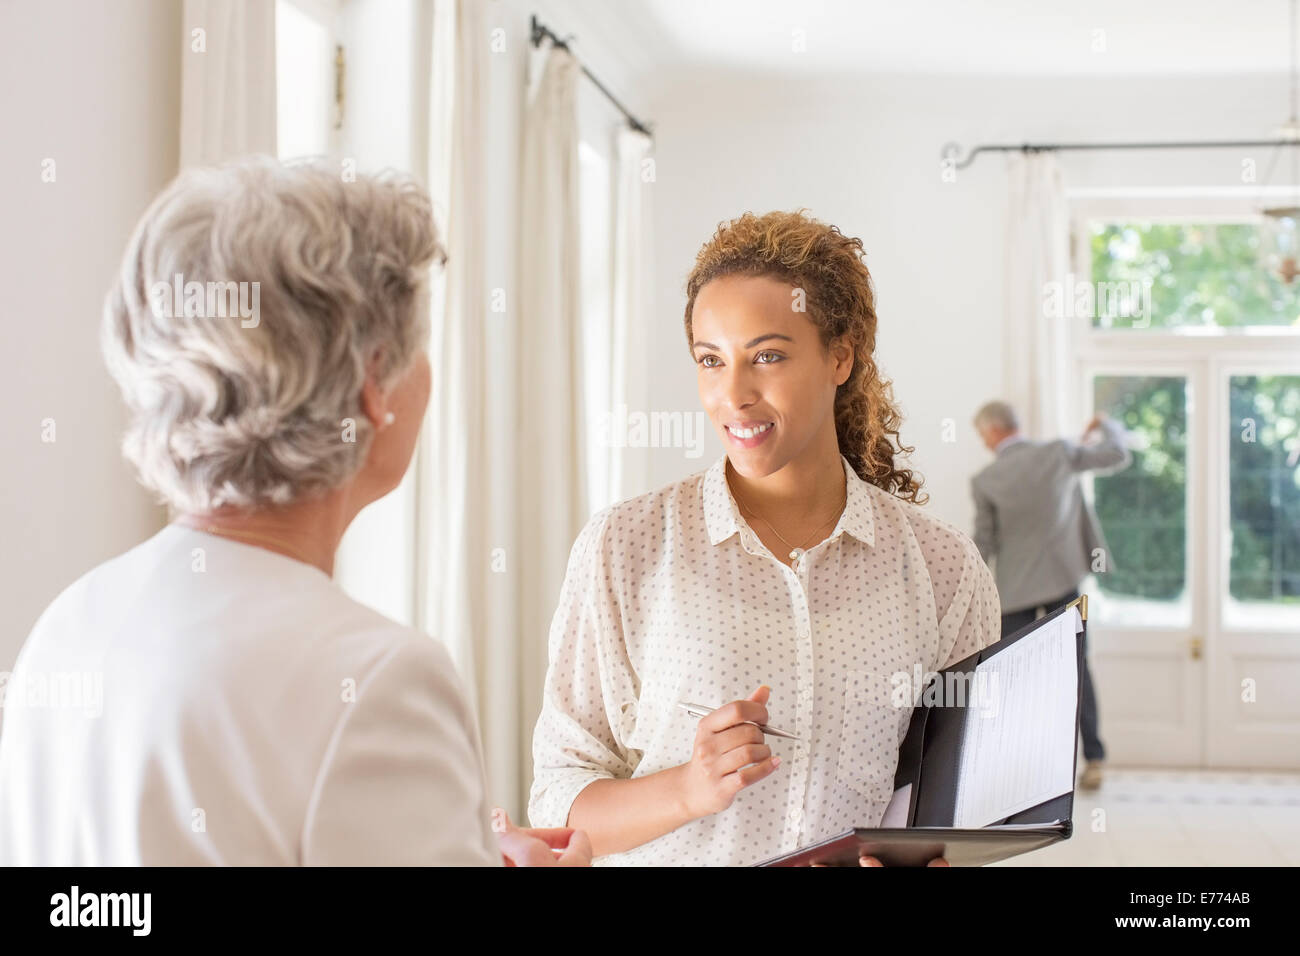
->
[[194, 524, 316, 567], [731, 485, 847, 563]]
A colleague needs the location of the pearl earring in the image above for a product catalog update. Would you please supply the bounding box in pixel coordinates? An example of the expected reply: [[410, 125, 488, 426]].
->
[[383, 411, 396, 427]]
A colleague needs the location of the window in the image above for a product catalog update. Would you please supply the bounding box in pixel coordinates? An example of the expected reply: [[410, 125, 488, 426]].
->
[[1089, 220, 1300, 330], [275, 0, 339, 160], [1075, 198, 1300, 634], [1092, 375, 1189, 610], [1226, 373, 1300, 627], [575, 72, 622, 516], [578, 138, 614, 514]]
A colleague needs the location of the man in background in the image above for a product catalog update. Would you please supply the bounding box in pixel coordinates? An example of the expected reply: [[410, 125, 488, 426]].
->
[[970, 400, 1132, 790]]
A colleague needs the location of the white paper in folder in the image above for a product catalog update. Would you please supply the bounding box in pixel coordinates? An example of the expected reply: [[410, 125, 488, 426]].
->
[[951, 607, 1082, 828]]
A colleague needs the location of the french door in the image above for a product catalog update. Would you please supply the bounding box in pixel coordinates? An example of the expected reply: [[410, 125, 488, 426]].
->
[[1078, 348, 1300, 768]]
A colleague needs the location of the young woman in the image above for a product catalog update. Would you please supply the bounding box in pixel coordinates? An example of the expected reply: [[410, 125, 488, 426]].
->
[[528, 209, 1001, 866]]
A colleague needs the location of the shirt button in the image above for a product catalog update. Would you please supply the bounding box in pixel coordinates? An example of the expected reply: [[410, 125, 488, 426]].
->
[[789, 807, 804, 826]]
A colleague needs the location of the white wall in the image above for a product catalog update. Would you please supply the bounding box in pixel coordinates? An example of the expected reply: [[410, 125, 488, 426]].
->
[[4, 0, 1287, 680], [0, 0, 177, 669], [644, 70, 1297, 532]]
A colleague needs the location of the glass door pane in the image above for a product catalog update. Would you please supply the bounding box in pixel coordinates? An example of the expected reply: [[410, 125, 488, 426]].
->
[[1088, 374, 1191, 626], [1225, 374, 1300, 630]]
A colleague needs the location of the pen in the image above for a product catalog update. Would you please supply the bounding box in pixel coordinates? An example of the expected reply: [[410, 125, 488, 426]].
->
[[677, 701, 802, 741]]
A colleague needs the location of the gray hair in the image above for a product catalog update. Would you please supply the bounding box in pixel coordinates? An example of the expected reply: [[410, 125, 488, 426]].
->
[[974, 400, 1019, 432], [101, 155, 444, 513]]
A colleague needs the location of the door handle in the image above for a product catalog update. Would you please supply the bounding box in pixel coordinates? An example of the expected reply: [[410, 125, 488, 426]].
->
[[1190, 636, 1203, 660]]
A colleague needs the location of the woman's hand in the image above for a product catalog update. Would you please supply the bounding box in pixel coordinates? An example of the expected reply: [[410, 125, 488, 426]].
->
[[859, 855, 950, 867], [809, 854, 950, 867], [492, 808, 593, 866], [678, 685, 782, 820]]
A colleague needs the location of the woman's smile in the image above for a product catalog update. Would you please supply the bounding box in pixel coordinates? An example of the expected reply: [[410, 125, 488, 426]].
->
[[724, 420, 775, 447]]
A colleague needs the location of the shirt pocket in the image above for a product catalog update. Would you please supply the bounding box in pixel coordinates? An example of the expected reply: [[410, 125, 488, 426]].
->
[[835, 670, 903, 804]]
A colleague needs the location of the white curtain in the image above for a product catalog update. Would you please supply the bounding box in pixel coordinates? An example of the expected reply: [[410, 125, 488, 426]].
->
[[419, 0, 517, 803], [422, 0, 481, 693], [515, 39, 587, 816], [1004, 152, 1070, 440], [180, 0, 277, 168], [608, 127, 656, 503], [420, 4, 589, 822]]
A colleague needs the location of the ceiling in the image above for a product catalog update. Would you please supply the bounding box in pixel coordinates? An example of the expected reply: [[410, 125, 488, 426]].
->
[[558, 0, 1300, 79]]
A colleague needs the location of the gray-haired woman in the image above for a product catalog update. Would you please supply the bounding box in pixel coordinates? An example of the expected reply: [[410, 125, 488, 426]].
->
[[0, 156, 588, 867]]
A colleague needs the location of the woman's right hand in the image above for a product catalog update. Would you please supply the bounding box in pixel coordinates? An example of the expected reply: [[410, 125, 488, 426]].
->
[[678, 685, 782, 820]]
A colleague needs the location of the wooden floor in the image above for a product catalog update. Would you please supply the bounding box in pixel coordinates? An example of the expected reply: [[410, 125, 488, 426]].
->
[[992, 768, 1300, 866]]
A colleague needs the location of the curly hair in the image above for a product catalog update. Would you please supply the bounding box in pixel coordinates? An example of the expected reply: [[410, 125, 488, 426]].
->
[[683, 208, 927, 504]]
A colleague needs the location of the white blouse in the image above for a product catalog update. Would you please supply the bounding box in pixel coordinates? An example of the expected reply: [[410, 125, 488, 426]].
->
[[529, 454, 1001, 866], [0, 525, 500, 866]]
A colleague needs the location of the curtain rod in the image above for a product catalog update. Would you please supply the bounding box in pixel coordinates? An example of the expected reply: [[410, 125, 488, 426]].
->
[[946, 139, 1300, 171], [530, 14, 654, 137]]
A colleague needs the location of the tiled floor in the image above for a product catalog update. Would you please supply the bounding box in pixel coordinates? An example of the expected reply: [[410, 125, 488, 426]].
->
[[991, 768, 1300, 866]]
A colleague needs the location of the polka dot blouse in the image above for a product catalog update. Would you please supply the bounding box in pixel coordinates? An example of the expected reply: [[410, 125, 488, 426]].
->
[[528, 453, 1002, 866]]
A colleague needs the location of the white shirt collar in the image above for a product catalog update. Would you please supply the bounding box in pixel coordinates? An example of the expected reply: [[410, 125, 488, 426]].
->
[[701, 454, 875, 549]]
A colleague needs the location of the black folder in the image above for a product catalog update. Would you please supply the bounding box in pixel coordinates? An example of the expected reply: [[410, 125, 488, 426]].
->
[[757, 594, 1088, 867]]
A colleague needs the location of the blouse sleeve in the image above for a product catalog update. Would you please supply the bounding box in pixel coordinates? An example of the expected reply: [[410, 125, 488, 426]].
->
[[528, 506, 642, 829], [301, 635, 501, 866], [935, 534, 1003, 671]]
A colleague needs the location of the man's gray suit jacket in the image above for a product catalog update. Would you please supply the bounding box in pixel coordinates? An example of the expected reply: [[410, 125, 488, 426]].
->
[[971, 418, 1132, 615]]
